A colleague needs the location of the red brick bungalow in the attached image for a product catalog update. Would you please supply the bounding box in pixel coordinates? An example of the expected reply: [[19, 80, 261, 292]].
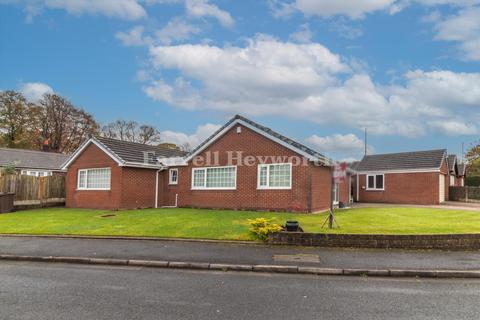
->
[[352, 149, 449, 205], [62, 115, 351, 212]]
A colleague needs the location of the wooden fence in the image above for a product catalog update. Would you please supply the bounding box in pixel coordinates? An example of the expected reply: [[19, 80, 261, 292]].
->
[[0, 174, 65, 207]]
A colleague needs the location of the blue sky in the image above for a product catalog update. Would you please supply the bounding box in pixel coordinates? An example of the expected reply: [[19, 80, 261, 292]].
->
[[1, 0, 479, 161]]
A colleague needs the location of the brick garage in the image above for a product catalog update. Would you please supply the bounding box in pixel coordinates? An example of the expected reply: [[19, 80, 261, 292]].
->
[[353, 149, 449, 205], [63, 115, 347, 212]]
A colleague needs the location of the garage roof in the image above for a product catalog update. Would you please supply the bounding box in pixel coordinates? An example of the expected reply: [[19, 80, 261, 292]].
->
[[355, 149, 447, 172]]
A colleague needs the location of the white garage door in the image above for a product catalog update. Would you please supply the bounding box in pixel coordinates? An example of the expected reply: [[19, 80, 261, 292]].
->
[[439, 174, 445, 203]]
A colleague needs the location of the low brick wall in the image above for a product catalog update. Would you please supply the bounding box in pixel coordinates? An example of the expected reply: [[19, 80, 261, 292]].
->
[[268, 232, 480, 250]]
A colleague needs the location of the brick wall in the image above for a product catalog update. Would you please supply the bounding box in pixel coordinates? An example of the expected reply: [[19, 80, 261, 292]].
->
[[66, 143, 122, 210], [158, 124, 332, 212], [358, 172, 441, 205], [269, 232, 480, 250], [120, 167, 157, 209]]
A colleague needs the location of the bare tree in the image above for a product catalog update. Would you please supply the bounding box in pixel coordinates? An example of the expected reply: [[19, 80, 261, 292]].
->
[[101, 120, 161, 145], [38, 93, 99, 153]]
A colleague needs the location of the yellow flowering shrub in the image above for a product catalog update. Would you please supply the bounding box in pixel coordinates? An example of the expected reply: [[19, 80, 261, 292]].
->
[[247, 218, 283, 241]]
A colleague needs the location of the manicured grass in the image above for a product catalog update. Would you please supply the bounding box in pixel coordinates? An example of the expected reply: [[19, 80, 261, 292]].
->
[[0, 207, 479, 240]]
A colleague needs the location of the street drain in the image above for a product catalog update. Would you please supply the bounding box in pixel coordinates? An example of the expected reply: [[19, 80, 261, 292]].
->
[[273, 254, 320, 263]]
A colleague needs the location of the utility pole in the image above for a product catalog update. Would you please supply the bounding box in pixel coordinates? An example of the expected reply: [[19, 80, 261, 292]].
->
[[364, 128, 367, 156]]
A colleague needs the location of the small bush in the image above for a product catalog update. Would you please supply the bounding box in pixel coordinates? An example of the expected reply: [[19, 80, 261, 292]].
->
[[247, 218, 283, 241]]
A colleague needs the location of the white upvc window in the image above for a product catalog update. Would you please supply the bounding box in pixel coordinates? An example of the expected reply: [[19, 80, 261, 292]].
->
[[191, 166, 236, 190], [169, 168, 178, 185], [77, 168, 111, 190], [257, 163, 292, 190], [21, 170, 53, 177], [449, 175, 455, 186], [366, 174, 384, 191], [333, 183, 340, 205]]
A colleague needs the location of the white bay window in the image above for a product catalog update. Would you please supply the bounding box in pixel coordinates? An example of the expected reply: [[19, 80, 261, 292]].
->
[[192, 166, 236, 190], [77, 168, 111, 190]]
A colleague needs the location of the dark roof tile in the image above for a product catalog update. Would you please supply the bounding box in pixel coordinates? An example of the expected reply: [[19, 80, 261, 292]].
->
[[356, 149, 447, 172], [0, 148, 69, 171], [94, 136, 186, 165]]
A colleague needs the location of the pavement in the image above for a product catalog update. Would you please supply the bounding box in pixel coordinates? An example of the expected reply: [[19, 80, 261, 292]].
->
[[1, 261, 479, 320], [1, 235, 480, 273]]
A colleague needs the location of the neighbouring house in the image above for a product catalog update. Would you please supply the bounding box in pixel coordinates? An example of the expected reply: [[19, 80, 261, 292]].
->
[[352, 149, 449, 205], [447, 154, 458, 187], [62, 115, 353, 212], [0, 147, 69, 176], [456, 163, 466, 187]]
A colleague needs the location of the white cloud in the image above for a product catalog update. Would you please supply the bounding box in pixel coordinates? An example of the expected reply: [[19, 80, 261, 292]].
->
[[428, 120, 478, 135], [306, 133, 373, 161], [271, 0, 479, 20], [292, 0, 397, 19], [155, 17, 201, 45], [116, 25, 151, 46], [185, 0, 234, 27], [432, 6, 480, 60], [2, 0, 147, 21], [143, 36, 480, 138], [161, 123, 221, 148], [20, 82, 53, 102], [307, 133, 365, 153], [289, 23, 313, 43], [116, 18, 201, 47]]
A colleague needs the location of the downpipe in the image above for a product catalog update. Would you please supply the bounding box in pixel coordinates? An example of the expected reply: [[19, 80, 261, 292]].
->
[[161, 194, 178, 208]]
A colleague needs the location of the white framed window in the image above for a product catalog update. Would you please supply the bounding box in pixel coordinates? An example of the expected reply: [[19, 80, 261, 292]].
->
[[191, 166, 236, 190], [366, 174, 384, 191], [21, 170, 53, 177], [333, 183, 340, 205], [257, 163, 292, 190], [169, 168, 178, 185], [449, 175, 455, 186], [77, 168, 111, 190]]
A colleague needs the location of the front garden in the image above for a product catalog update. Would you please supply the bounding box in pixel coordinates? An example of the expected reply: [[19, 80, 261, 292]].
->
[[0, 207, 479, 241]]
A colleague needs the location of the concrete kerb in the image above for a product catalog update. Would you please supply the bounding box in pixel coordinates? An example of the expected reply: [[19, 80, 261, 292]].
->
[[1, 254, 480, 279]]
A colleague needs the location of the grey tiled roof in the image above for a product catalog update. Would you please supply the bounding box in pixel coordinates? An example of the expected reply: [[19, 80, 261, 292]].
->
[[94, 136, 186, 165], [447, 154, 457, 172], [187, 115, 329, 163], [457, 163, 466, 176], [0, 148, 69, 171], [348, 161, 360, 171], [356, 149, 447, 172]]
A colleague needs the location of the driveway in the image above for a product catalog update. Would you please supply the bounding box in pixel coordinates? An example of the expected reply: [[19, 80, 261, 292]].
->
[[351, 201, 480, 211]]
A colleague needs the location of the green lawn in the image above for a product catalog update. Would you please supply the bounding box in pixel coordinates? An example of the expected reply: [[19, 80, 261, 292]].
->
[[0, 207, 479, 240]]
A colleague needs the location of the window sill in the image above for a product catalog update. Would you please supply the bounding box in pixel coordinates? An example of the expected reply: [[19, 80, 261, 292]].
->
[[191, 188, 236, 191], [257, 187, 292, 190], [76, 188, 111, 191], [365, 189, 384, 191]]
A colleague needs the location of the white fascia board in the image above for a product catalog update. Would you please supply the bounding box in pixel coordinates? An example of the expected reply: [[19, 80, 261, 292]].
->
[[356, 168, 440, 174], [157, 156, 188, 167], [121, 162, 165, 169], [185, 119, 328, 164], [61, 138, 124, 170]]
